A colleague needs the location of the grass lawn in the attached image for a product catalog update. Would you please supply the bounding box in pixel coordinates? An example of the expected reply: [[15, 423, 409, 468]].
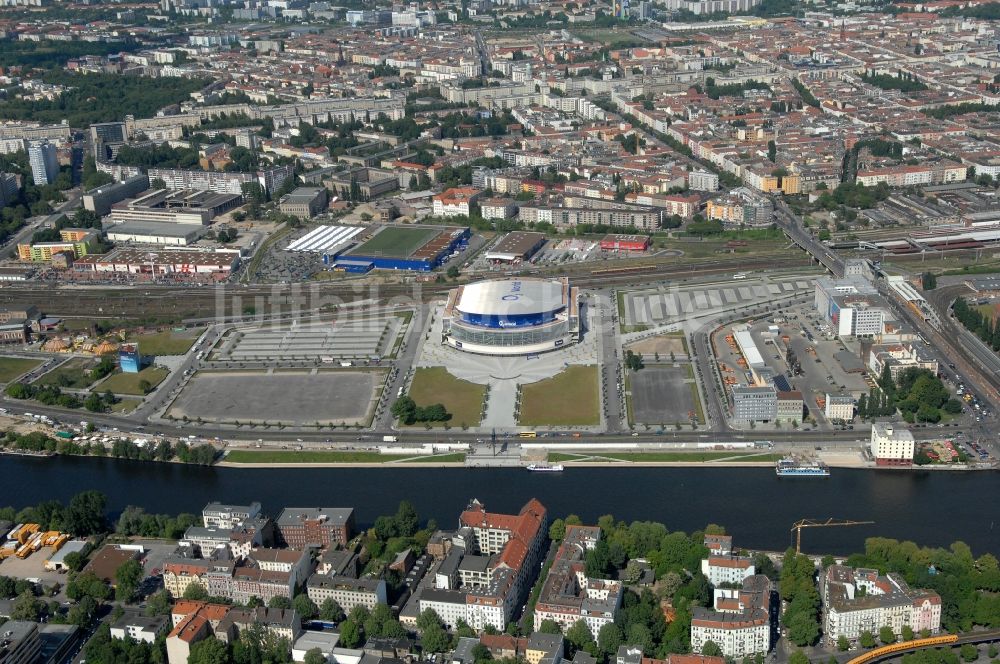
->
[[225, 450, 412, 463], [353, 226, 438, 257], [408, 367, 486, 428], [549, 451, 783, 463], [0, 357, 42, 383], [135, 330, 200, 356], [35, 358, 97, 389], [110, 398, 142, 413], [669, 330, 690, 355], [688, 381, 705, 424], [519, 365, 600, 427], [408, 453, 466, 463], [98, 367, 169, 395]]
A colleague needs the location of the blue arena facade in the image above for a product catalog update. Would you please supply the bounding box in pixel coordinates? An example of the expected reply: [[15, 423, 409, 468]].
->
[[334, 226, 470, 273], [442, 277, 581, 356]]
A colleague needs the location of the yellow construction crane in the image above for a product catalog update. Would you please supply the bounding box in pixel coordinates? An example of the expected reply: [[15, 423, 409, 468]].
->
[[791, 518, 875, 554]]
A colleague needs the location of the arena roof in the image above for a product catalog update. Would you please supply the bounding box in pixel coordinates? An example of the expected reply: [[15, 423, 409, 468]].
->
[[456, 279, 566, 318]]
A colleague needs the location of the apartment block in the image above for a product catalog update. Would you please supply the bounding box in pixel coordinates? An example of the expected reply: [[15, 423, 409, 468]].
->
[[823, 565, 940, 646], [202, 501, 263, 529], [690, 575, 774, 658], [867, 342, 938, 382], [28, 140, 58, 185], [534, 525, 623, 639], [700, 555, 755, 587], [275, 507, 355, 549], [418, 499, 547, 631], [689, 169, 720, 191], [825, 394, 855, 422], [518, 205, 660, 230], [306, 575, 388, 612], [432, 187, 483, 218], [110, 610, 169, 644]]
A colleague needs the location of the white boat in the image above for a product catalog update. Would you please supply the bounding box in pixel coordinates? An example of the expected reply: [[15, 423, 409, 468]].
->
[[526, 463, 564, 472], [775, 457, 830, 477]]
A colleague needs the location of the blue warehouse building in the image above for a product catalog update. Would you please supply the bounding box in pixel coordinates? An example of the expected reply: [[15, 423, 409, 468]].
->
[[334, 226, 470, 273]]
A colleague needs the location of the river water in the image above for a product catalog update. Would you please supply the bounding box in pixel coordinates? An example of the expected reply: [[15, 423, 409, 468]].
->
[[3, 455, 998, 555]]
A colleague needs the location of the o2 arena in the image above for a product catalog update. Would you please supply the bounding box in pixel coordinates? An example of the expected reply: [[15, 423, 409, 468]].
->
[[442, 277, 580, 355]]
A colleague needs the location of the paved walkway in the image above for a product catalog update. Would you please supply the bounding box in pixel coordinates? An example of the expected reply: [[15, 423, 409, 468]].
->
[[414, 302, 601, 432]]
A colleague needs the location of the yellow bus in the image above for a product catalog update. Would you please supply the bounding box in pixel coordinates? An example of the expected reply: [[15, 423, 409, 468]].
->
[[518, 432, 537, 438]]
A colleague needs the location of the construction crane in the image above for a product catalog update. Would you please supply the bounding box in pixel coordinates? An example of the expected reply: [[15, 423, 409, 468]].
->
[[791, 518, 875, 554]]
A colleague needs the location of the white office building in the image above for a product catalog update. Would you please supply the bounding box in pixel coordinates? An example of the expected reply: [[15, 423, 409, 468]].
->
[[870, 423, 914, 466]]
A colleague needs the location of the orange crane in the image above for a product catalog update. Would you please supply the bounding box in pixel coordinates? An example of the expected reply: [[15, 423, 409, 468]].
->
[[790, 518, 875, 554]]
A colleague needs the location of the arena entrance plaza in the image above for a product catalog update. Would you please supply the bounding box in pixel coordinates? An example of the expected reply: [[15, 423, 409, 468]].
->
[[411, 293, 605, 432]]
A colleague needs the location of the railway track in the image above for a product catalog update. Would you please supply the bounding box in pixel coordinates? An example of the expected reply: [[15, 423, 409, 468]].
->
[[0, 256, 811, 321]]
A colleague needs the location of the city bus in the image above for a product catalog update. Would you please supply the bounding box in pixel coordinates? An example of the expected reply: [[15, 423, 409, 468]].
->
[[518, 432, 538, 438]]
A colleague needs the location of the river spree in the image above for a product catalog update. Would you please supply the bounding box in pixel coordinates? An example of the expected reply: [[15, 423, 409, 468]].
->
[[4, 455, 998, 555]]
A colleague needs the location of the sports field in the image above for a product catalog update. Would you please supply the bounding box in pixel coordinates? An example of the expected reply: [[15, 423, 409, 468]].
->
[[353, 226, 438, 257], [519, 365, 600, 427], [408, 366, 485, 427]]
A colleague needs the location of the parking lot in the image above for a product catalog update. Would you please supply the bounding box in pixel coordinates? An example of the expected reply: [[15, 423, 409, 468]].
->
[[629, 365, 697, 425], [621, 276, 814, 329], [133, 539, 180, 579], [0, 547, 66, 587], [213, 315, 404, 362], [167, 369, 387, 425]]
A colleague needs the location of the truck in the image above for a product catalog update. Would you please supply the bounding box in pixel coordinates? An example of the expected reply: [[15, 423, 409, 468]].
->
[[383, 436, 398, 443]]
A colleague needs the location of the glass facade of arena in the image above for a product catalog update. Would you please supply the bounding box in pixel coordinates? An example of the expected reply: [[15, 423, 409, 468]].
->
[[448, 320, 569, 348]]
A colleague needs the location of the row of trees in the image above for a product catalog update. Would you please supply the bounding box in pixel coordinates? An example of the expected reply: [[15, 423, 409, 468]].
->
[[952, 297, 1000, 352], [116, 506, 199, 540], [1, 429, 218, 465], [780, 549, 821, 646], [0, 489, 108, 536], [861, 70, 929, 93], [855, 388, 898, 420], [3, 382, 119, 413]]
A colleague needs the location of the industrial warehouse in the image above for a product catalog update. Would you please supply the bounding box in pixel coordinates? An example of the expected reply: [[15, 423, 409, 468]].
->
[[71, 248, 240, 279], [442, 277, 580, 355], [484, 231, 547, 264]]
